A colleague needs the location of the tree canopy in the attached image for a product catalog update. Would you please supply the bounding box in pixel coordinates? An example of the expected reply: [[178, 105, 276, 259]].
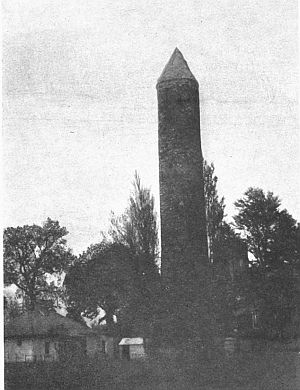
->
[[234, 187, 299, 269], [203, 160, 225, 263], [106, 172, 161, 335], [203, 162, 249, 336], [233, 188, 300, 338], [107, 171, 159, 280], [65, 173, 160, 336], [65, 242, 135, 328], [4, 218, 74, 309]]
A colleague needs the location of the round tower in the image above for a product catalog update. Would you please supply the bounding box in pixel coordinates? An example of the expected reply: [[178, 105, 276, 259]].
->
[[157, 48, 208, 293]]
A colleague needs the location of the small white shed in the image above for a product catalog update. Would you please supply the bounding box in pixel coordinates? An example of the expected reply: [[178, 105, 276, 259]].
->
[[119, 338, 146, 360]]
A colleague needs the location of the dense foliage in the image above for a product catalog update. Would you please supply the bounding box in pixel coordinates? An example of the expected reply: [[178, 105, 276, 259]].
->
[[233, 188, 300, 338], [65, 242, 135, 327], [4, 172, 299, 343], [65, 173, 160, 336], [203, 161, 225, 263], [4, 218, 74, 309], [204, 162, 248, 336], [234, 188, 299, 268], [107, 171, 159, 279]]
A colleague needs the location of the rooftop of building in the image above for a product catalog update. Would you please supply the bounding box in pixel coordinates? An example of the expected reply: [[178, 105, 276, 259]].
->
[[5, 309, 95, 339], [119, 337, 144, 345]]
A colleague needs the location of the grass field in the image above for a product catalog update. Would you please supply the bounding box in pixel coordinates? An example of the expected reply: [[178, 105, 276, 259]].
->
[[5, 349, 299, 389]]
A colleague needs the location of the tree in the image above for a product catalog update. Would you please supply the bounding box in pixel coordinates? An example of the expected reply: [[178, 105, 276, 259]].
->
[[65, 173, 160, 336], [4, 218, 74, 310], [64, 242, 135, 328], [203, 161, 225, 263], [234, 188, 299, 269], [107, 171, 159, 279], [233, 188, 300, 338], [212, 222, 250, 334], [203, 162, 249, 336], [106, 172, 161, 335]]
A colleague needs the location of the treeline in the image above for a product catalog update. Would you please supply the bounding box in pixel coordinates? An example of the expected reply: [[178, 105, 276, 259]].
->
[[4, 164, 300, 342]]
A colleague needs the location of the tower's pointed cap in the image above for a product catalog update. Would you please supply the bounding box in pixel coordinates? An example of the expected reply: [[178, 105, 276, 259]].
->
[[157, 48, 198, 85]]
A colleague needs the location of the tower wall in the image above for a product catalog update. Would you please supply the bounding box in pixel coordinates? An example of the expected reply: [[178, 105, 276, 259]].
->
[[157, 68, 208, 291]]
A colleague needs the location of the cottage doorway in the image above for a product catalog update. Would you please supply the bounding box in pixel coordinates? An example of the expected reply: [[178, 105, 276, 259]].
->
[[122, 345, 130, 360]]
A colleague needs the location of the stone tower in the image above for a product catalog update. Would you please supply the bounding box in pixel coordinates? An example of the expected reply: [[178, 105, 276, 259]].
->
[[157, 48, 208, 295]]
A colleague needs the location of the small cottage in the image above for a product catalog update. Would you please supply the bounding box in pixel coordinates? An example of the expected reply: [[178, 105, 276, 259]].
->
[[4, 309, 101, 363], [119, 338, 146, 360]]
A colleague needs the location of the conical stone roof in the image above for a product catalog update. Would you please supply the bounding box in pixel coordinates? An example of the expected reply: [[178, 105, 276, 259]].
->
[[157, 48, 197, 85]]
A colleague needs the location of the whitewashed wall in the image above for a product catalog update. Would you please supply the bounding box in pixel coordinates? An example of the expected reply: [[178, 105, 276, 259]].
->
[[5, 339, 58, 362], [86, 335, 102, 356], [130, 344, 146, 359]]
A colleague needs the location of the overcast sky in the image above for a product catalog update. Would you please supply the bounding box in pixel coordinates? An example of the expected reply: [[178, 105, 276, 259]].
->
[[3, 0, 299, 255]]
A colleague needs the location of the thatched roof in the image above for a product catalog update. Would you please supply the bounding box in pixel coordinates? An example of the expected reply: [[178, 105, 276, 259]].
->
[[5, 309, 95, 339]]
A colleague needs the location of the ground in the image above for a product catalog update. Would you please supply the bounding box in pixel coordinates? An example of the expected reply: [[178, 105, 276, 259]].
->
[[5, 348, 299, 389]]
